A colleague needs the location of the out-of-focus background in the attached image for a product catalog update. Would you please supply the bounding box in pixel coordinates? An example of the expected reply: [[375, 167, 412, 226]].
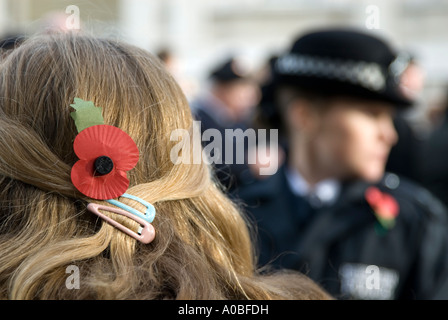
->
[[1, 0, 448, 130]]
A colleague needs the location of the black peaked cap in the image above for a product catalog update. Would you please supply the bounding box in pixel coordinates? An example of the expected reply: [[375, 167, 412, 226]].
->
[[273, 28, 414, 107]]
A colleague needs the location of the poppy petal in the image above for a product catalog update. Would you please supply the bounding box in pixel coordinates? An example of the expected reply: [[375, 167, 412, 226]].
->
[[365, 187, 382, 205], [71, 160, 130, 200], [73, 125, 139, 170], [365, 186, 400, 224]]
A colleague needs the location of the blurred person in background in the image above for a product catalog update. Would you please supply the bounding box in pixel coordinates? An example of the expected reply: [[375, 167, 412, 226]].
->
[[252, 55, 289, 170], [0, 34, 25, 60], [385, 56, 427, 184], [415, 89, 448, 208], [191, 57, 261, 191], [156, 48, 198, 101], [0, 34, 25, 51], [237, 28, 448, 300]]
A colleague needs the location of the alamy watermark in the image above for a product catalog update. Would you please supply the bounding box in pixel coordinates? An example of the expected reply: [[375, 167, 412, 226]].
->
[[365, 264, 380, 289], [65, 5, 81, 30], [65, 265, 80, 290], [340, 263, 399, 299], [365, 5, 380, 30], [169, 121, 280, 176]]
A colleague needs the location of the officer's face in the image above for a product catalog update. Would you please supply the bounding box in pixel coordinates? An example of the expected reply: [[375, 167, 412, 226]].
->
[[213, 80, 260, 119], [304, 98, 398, 182]]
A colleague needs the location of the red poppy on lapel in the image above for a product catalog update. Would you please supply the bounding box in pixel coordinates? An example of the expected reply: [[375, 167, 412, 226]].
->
[[365, 186, 400, 231]]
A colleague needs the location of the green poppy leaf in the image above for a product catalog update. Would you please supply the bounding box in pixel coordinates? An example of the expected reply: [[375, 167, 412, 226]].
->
[[70, 98, 104, 133]]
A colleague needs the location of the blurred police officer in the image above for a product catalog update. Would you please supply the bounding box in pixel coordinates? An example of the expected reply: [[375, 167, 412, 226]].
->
[[237, 28, 448, 300], [416, 104, 448, 208], [191, 58, 260, 190]]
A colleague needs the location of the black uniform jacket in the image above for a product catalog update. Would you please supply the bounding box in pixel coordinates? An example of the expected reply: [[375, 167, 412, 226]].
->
[[192, 104, 256, 191], [235, 166, 448, 299], [415, 112, 448, 209]]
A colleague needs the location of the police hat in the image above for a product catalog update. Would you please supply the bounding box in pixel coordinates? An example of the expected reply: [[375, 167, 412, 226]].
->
[[274, 28, 414, 107], [209, 58, 246, 83]]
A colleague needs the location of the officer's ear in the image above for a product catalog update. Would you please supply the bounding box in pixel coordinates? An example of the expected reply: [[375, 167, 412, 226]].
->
[[288, 97, 321, 136]]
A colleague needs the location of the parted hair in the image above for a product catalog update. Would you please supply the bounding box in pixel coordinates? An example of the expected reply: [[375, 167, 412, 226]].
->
[[0, 33, 331, 300]]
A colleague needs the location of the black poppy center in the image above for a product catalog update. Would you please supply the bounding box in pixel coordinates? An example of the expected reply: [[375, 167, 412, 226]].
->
[[94, 156, 114, 176]]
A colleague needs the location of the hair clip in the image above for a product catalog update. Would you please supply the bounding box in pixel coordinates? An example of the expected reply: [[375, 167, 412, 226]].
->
[[106, 193, 156, 224], [87, 203, 155, 244]]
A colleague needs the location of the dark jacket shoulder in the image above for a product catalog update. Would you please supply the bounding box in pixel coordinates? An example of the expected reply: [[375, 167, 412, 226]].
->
[[378, 172, 448, 224]]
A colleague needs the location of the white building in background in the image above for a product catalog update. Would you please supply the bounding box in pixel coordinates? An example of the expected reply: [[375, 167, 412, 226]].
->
[[1, 0, 448, 121]]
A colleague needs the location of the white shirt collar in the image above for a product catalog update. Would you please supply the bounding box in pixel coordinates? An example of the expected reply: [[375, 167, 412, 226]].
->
[[285, 166, 341, 208]]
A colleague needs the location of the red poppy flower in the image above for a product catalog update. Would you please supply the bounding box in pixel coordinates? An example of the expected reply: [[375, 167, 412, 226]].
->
[[71, 124, 139, 200], [365, 187, 399, 229]]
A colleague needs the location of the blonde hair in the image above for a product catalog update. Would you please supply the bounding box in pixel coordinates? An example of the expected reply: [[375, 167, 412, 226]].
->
[[0, 33, 331, 300]]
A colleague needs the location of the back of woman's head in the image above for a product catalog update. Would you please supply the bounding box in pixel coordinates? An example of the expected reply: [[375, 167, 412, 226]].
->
[[0, 33, 331, 300]]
